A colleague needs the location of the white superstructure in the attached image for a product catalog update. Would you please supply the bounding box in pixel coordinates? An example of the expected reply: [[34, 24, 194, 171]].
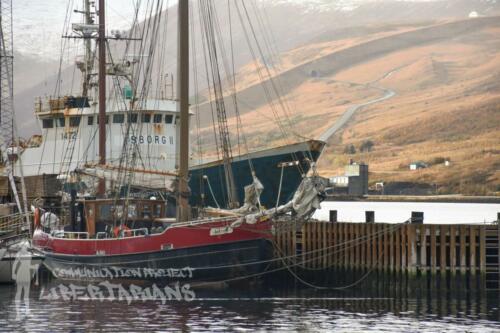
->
[[14, 95, 182, 177]]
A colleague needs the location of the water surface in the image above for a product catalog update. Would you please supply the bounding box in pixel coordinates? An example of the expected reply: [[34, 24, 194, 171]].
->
[[1, 274, 499, 332]]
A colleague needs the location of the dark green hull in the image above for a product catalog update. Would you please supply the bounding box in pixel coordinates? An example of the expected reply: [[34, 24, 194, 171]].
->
[[189, 140, 325, 208]]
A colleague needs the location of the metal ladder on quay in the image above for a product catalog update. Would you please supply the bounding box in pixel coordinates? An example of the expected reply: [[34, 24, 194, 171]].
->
[[484, 223, 500, 290]]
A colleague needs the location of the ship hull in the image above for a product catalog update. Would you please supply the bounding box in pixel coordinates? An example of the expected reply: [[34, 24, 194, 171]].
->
[[33, 215, 275, 284], [189, 140, 325, 208], [40, 238, 273, 284]]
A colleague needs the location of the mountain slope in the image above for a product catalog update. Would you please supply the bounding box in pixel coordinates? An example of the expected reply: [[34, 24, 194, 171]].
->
[[10, 1, 500, 194], [12, 0, 500, 136]]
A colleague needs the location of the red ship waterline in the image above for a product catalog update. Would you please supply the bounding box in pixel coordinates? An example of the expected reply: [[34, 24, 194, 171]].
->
[[32, 198, 275, 283]]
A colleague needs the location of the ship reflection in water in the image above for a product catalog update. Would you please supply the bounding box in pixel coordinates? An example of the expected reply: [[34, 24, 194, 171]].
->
[[0, 273, 499, 332]]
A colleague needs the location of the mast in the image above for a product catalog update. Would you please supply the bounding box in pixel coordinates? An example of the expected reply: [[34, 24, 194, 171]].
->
[[97, 0, 106, 195], [82, 0, 94, 97], [177, 0, 190, 222], [69, 0, 96, 97]]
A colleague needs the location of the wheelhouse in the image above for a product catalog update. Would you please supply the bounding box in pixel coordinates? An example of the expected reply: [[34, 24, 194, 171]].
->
[[67, 198, 174, 239]]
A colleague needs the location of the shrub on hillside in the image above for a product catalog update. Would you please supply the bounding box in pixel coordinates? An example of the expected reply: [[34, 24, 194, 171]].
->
[[359, 140, 374, 152], [343, 144, 356, 155], [428, 156, 449, 165]]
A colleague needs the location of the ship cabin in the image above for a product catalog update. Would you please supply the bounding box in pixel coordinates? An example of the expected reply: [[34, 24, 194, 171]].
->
[[61, 197, 175, 240], [17, 93, 185, 176]]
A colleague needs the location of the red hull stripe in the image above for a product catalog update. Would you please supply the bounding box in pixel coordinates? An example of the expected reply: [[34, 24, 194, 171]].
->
[[33, 220, 273, 256]]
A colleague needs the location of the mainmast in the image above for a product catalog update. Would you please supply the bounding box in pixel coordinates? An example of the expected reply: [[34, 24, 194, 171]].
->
[[97, 0, 106, 195], [177, 0, 190, 222]]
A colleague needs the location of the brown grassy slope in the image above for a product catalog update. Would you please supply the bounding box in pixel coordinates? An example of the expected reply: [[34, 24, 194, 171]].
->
[[318, 25, 500, 194], [196, 18, 500, 194], [196, 79, 382, 161], [195, 16, 500, 128], [228, 25, 421, 94]]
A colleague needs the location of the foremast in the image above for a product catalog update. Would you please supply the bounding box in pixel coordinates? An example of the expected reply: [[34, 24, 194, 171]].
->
[[81, 0, 95, 97], [177, 0, 190, 222]]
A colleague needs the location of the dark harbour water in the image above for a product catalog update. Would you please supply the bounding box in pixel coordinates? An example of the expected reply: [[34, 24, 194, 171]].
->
[[1, 271, 499, 332]]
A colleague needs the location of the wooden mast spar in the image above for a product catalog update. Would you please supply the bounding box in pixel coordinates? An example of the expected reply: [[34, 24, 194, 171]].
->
[[177, 0, 190, 222], [98, 0, 106, 196]]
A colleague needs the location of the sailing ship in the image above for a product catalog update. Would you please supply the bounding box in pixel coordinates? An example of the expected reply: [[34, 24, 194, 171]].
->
[[31, 0, 325, 284]]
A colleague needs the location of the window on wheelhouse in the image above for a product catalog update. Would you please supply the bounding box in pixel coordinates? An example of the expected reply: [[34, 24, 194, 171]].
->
[[153, 204, 162, 218], [42, 119, 53, 129], [113, 205, 124, 219], [153, 114, 162, 123], [142, 114, 151, 123], [87, 116, 94, 125], [142, 204, 151, 219], [56, 117, 65, 127], [128, 113, 138, 123], [69, 116, 81, 127], [165, 114, 173, 124], [128, 204, 137, 219], [99, 204, 112, 221], [113, 114, 125, 124]]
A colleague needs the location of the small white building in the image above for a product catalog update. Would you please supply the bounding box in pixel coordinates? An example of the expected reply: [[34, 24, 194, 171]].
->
[[409, 161, 428, 170], [469, 11, 479, 18], [330, 176, 349, 187]]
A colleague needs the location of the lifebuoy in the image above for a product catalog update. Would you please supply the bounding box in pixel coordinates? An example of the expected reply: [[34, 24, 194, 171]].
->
[[34, 208, 40, 228], [113, 225, 132, 238]]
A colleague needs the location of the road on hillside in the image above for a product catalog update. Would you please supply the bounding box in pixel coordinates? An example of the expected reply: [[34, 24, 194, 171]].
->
[[318, 68, 400, 142]]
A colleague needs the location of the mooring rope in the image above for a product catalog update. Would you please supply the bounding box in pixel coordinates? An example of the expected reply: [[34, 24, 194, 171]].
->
[[275, 221, 407, 271], [275, 165, 285, 209], [272, 222, 407, 290], [204, 175, 221, 209], [40, 220, 410, 292]]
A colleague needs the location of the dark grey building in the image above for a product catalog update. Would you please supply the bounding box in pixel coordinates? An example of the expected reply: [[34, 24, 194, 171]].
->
[[345, 163, 369, 196]]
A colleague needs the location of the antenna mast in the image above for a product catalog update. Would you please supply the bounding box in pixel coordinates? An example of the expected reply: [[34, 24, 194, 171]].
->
[[0, 0, 14, 156]]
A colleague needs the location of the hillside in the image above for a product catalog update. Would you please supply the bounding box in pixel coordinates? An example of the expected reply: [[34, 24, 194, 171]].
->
[[321, 20, 500, 195], [12, 0, 500, 136], [197, 16, 500, 195], [9, 1, 500, 195]]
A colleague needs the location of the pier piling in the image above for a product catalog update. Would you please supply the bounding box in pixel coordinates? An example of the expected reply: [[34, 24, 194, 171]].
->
[[275, 222, 500, 289]]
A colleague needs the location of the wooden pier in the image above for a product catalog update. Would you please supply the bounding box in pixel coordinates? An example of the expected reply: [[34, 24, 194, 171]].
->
[[274, 221, 500, 289]]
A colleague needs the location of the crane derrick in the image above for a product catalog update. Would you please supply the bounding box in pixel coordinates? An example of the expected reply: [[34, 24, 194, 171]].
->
[[0, 0, 29, 225], [0, 0, 14, 150]]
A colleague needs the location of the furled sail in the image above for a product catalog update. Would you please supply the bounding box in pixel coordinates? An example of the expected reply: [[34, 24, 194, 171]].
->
[[76, 165, 177, 191]]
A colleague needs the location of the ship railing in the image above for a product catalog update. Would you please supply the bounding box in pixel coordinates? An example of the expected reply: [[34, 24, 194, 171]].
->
[[121, 228, 149, 238], [34, 96, 70, 114], [94, 228, 149, 239], [51, 231, 89, 239], [95, 232, 109, 239]]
